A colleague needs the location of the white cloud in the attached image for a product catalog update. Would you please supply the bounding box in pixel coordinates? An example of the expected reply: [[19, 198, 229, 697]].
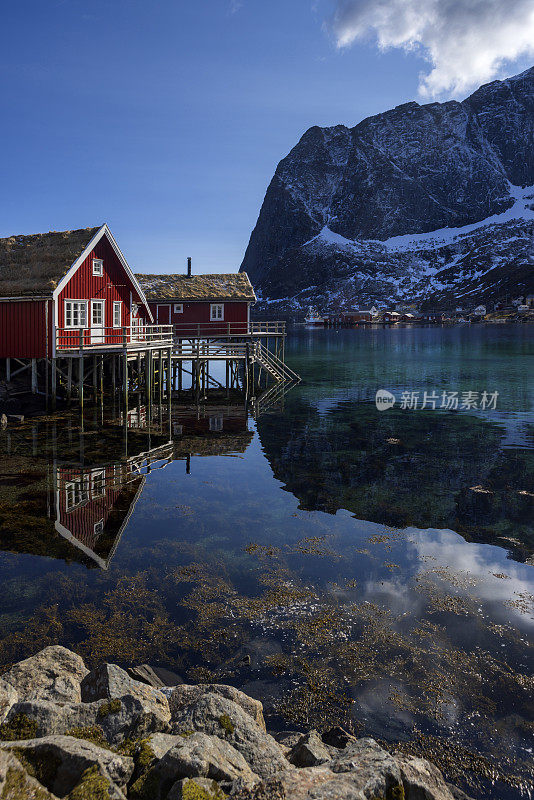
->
[[329, 0, 534, 98]]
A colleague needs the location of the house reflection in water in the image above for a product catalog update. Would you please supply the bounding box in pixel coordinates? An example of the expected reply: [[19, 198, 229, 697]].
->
[[53, 441, 174, 569], [0, 397, 259, 572]]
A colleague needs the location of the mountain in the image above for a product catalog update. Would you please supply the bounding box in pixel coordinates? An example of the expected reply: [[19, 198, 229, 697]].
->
[[240, 67, 534, 313]]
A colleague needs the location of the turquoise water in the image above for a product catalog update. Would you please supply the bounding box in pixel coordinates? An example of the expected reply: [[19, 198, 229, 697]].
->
[[0, 324, 532, 798]]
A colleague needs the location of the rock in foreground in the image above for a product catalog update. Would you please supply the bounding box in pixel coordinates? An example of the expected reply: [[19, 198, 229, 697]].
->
[[0, 646, 473, 799]]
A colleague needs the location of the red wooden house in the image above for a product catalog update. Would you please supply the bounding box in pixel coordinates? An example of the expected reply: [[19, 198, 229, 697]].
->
[[136, 266, 256, 337], [0, 224, 160, 361]]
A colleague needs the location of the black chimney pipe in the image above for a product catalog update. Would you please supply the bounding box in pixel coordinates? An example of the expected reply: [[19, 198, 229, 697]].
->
[[187, 257, 192, 277]]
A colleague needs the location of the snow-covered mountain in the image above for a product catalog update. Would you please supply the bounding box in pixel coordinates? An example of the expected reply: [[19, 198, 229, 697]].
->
[[240, 67, 534, 313]]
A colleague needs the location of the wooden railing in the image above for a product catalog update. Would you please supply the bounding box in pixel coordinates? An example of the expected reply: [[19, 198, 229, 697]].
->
[[56, 325, 174, 352], [171, 321, 286, 338]]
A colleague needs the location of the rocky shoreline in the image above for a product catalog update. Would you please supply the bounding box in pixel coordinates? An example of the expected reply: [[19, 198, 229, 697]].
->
[[0, 646, 474, 799]]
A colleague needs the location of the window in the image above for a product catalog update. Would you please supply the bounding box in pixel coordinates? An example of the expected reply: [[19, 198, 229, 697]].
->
[[210, 303, 224, 321], [174, 303, 183, 314], [92, 259, 103, 276], [209, 415, 224, 432], [113, 301, 122, 328], [65, 475, 90, 511], [65, 300, 87, 329], [91, 469, 106, 498], [94, 519, 104, 537]]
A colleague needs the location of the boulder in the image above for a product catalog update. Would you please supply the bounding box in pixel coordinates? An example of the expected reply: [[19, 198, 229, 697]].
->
[[0, 735, 133, 797], [167, 776, 227, 799], [0, 679, 18, 724], [1, 647, 88, 704], [170, 684, 265, 731], [81, 663, 170, 724], [170, 692, 288, 779], [322, 725, 357, 749], [287, 730, 332, 767], [146, 733, 185, 761], [397, 755, 456, 800], [127, 665, 183, 688], [3, 695, 169, 746], [132, 731, 257, 798], [0, 748, 59, 799]]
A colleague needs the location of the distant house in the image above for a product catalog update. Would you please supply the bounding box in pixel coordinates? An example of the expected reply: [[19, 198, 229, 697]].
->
[[341, 308, 377, 324], [473, 305, 487, 316], [422, 311, 444, 322], [136, 266, 256, 336], [0, 225, 154, 360], [383, 311, 401, 323]]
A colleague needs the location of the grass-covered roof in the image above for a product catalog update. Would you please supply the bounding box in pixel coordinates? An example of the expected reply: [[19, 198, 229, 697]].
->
[[0, 227, 101, 297], [135, 272, 256, 302]]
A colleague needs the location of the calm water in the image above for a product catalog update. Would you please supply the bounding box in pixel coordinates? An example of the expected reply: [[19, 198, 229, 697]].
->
[[0, 325, 533, 798]]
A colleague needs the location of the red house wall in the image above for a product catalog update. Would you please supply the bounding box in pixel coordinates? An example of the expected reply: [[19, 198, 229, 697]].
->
[[0, 299, 51, 359], [55, 465, 138, 559], [150, 300, 249, 335], [56, 235, 149, 351]]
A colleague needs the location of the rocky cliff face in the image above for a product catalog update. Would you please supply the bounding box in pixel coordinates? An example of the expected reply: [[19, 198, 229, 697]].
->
[[240, 67, 534, 312]]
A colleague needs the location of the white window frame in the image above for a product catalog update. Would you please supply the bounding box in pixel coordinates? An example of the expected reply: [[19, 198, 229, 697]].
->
[[174, 303, 183, 314], [113, 301, 122, 328], [92, 258, 103, 276], [94, 519, 104, 537], [64, 300, 88, 329], [91, 468, 106, 498], [210, 303, 224, 321], [209, 415, 224, 432], [65, 475, 90, 511]]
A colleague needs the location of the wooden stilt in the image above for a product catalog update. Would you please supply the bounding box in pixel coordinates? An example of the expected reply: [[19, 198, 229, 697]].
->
[[123, 350, 128, 421], [51, 358, 57, 410], [93, 355, 97, 397], [67, 358, 72, 403], [112, 355, 116, 394], [5, 358, 10, 382], [31, 359, 38, 394], [158, 349, 163, 408], [79, 357, 84, 411]]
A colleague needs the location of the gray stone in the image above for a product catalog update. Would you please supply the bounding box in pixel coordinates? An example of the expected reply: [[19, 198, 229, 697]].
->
[[170, 692, 288, 779], [4, 694, 169, 745], [230, 744, 402, 800], [127, 665, 184, 688], [0, 679, 17, 724], [287, 730, 331, 767], [167, 776, 227, 800], [80, 663, 171, 724], [0, 748, 59, 799], [0, 735, 133, 797], [146, 732, 184, 761], [132, 732, 257, 799], [397, 755, 456, 800], [322, 725, 357, 749], [1, 647, 88, 705], [170, 684, 265, 731], [126, 665, 166, 688]]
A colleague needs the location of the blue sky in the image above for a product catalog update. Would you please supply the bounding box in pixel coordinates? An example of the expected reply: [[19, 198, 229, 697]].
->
[[1, 0, 533, 274]]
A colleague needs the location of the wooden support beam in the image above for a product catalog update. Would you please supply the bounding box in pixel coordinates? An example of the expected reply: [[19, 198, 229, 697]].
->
[[31, 359, 38, 394], [79, 356, 84, 411], [67, 358, 72, 402], [5, 358, 10, 382], [51, 358, 57, 411]]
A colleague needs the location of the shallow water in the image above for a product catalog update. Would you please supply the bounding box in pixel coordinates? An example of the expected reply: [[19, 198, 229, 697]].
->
[[0, 324, 533, 798]]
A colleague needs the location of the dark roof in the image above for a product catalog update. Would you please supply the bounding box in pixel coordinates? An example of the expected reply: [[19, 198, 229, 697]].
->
[[0, 227, 101, 297], [135, 272, 256, 302]]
